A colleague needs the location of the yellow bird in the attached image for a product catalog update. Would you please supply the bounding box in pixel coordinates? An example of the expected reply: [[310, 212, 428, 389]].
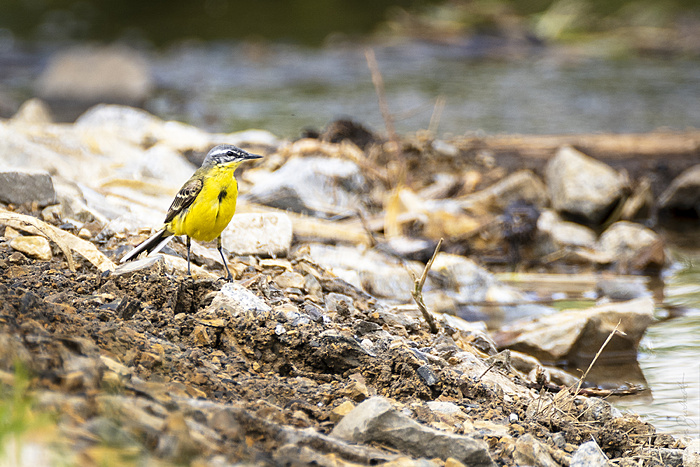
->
[[120, 144, 262, 280]]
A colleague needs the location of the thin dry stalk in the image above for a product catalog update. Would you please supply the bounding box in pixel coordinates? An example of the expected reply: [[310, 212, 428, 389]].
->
[[428, 95, 446, 135], [364, 48, 406, 184], [573, 320, 625, 396], [410, 238, 443, 334]]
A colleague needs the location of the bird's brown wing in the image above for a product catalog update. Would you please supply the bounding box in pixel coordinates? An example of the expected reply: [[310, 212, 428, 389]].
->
[[164, 177, 203, 224]]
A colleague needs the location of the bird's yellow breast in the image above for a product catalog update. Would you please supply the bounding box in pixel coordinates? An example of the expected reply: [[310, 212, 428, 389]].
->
[[168, 164, 240, 242]]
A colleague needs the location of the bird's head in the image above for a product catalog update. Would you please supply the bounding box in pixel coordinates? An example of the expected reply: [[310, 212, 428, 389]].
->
[[202, 144, 262, 168]]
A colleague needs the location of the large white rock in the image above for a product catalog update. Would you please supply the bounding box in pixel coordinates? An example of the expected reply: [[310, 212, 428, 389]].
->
[[221, 212, 293, 257], [247, 156, 367, 218]]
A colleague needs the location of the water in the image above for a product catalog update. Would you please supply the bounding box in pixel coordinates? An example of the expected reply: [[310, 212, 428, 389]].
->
[[144, 41, 700, 138], [615, 258, 700, 439]]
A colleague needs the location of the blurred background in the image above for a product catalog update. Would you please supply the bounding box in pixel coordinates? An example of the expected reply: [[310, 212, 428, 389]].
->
[[1, 0, 700, 137]]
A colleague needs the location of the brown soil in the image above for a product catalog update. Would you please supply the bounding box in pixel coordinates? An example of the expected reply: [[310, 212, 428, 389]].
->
[[0, 239, 686, 466]]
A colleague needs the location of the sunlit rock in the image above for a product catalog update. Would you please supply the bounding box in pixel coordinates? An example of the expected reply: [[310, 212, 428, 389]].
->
[[9, 235, 52, 261], [597, 221, 665, 271], [546, 145, 624, 225], [535, 209, 597, 254], [36, 45, 153, 109], [10, 98, 53, 125], [222, 212, 292, 257], [493, 297, 654, 368]]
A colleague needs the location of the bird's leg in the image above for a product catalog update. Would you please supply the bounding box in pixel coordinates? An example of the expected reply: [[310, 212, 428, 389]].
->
[[217, 236, 233, 282], [186, 236, 192, 276]]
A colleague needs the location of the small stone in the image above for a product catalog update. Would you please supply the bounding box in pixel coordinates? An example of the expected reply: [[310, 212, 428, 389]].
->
[[78, 228, 92, 239], [113, 255, 165, 277], [207, 282, 271, 317], [10, 98, 53, 124], [273, 271, 306, 289], [41, 204, 63, 223], [341, 380, 369, 402], [324, 293, 355, 316], [0, 169, 57, 206], [597, 221, 665, 271], [570, 440, 610, 467], [3, 226, 21, 240], [9, 235, 52, 261], [191, 325, 211, 347], [514, 433, 558, 467], [417, 365, 438, 387], [536, 209, 597, 254], [330, 400, 356, 423]]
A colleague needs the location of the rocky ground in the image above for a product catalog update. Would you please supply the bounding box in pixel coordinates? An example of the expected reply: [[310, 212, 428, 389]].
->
[[1, 100, 700, 466]]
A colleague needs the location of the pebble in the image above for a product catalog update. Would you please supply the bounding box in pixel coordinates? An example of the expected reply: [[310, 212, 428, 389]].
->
[[9, 235, 52, 261], [330, 400, 356, 423]]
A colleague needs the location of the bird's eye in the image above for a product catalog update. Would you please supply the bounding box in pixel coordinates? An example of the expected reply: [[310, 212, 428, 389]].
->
[[227, 151, 234, 157]]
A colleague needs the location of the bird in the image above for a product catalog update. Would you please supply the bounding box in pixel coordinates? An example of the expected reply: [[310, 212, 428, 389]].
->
[[120, 144, 262, 281]]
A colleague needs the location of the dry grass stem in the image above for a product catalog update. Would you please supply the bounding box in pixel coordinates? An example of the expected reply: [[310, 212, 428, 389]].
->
[[573, 320, 625, 396], [428, 95, 446, 135], [365, 48, 406, 184], [411, 238, 443, 334]]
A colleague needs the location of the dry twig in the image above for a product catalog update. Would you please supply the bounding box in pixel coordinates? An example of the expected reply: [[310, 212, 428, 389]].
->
[[365, 48, 406, 185], [573, 320, 625, 396], [410, 238, 443, 334]]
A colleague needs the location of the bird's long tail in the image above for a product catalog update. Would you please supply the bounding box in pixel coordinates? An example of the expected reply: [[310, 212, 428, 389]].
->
[[120, 229, 174, 263]]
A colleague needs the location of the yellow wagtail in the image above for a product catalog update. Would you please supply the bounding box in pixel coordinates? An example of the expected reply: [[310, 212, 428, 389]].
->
[[120, 144, 262, 280]]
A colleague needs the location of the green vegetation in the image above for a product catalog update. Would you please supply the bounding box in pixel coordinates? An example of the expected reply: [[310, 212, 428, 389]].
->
[[0, 363, 54, 462]]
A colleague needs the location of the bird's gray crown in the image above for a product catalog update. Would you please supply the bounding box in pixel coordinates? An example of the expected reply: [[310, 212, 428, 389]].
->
[[202, 144, 262, 167]]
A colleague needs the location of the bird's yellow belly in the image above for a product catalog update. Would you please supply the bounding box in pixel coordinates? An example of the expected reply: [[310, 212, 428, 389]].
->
[[170, 172, 238, 242]]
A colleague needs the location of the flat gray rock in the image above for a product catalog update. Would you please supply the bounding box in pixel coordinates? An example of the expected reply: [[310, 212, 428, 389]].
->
[[0, 169, 56, 206], [331, 396, 495, 466]]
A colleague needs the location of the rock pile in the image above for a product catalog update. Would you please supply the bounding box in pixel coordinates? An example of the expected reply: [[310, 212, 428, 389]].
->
[[1, 101, 698, 465]]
